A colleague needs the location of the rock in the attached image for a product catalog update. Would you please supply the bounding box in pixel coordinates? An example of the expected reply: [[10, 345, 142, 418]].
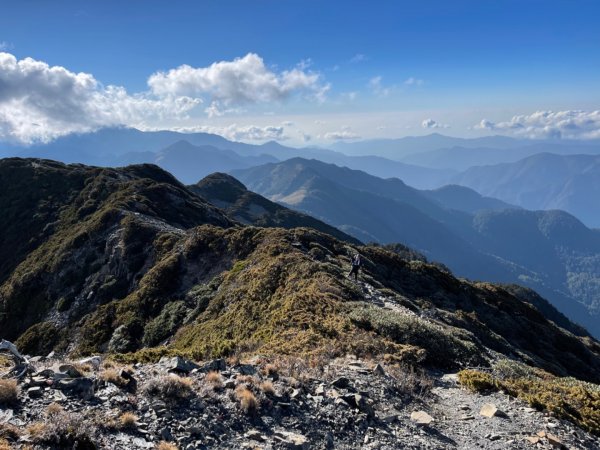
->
[[36, 368, 55, 378], [488, 434, 501, 441], [547, 433, 564, 448], [537, 431, 547, 438], [58, 364, 83, 378], [373, 363, 385, 376], [160, 427, 174, 442], [55, 377, 94, 400], [273, 430, 309, 450], [480, 403, 501, 418], [0, 409, 13, 424], [78, 356, 102, 369], [341, 394, 374, 417], [410, 411, 434, 426], [290, 388, 301, 399], [526, 436, 540, 444], [334, 397, 350, 408], [236, 364, 256, 375], [200, 358, 226, 372], [27, 386, 43, 398], [331, 377, 350, 389], [160, 356, 199, 373], [223, 379, 236, 389], [246, 429, 266, 442], [315, 384, 326, 396]]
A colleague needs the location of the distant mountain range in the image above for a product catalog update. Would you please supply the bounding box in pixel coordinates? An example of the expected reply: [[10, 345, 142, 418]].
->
[[0, 128, 452, 189], [452, 153, 600, 228], [233, 158, 600, 338]]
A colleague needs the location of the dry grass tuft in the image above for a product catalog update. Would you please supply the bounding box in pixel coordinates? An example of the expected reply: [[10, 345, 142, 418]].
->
[[0, 423, 21, 440], [260, 381, 275, 395], [25, 422, 48, 440], [44, 402, 64, 417], [0, 438, 10, 450], [205, 371, 223, 389], [236, 374, 257, 386], [119, 412, 138, 429], [144, 374, 194, 402], [99, 368, 129, 388], [235, 385, 259, 413], [0, 380, 18, 405], [156, 441, 179, 450], [262, 363, 279, 378]]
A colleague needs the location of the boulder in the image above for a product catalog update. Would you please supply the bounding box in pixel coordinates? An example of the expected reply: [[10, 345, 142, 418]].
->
[[331, 377, 350, 389], [547, 433, 564, 448], [58, 364, 83, 378], [78, 356, 102, 369], [410, 410, 434, 426], [55, 377, 94, 400], [160, 356, 199, 373], [273, 430, 309, 450], [201, 359, 226, 372], [480, 403, 500, 418]]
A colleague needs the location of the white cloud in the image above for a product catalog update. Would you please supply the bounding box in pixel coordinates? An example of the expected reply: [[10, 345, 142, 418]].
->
[[203, 101, 244, 118], [148, 53, 329, 106], [475, 110, 600, 139], [368, 76, 391, 97], [0, 52, 200, 143], [350, 53, 367, 63], [178, 123, 288, 142], [404, 77, 424, 86], [323, 129, 361, 140], [0, 52, 334, 144], [422, 118, 449, 129]]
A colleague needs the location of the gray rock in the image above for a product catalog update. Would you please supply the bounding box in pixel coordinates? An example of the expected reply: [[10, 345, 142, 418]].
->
[[55, 377, 94, 400], [273, 430, 309, 450], [160, 356, 199, 373], [331, 376, 350, 389], [200, 358, 226, 372], [27, 386, 43, 398], [410, 410, 434, 426], [58, 364, 83, 378]]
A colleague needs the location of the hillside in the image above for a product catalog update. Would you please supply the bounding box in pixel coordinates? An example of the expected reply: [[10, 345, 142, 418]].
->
[[423, 184, 519, 214], [453, 153, 600, 227], [189, 173, 360, 244], [2, 158, 600, 448], [0, 158, 596, 376], [233, 158, 600, 338]]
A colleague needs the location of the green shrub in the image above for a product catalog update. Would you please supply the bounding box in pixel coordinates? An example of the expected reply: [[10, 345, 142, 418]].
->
[[143, 301, 188, 346], [348, 304, 482, 369]]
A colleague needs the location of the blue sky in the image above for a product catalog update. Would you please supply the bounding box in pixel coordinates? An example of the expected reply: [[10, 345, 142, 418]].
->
[[1, 0, 599, 145]]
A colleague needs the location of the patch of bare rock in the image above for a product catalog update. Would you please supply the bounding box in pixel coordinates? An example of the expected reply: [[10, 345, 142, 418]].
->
[[0, 351, 598, 449]]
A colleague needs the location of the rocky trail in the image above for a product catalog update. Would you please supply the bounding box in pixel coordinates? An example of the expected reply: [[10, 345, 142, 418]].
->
[[1, 348, 599, 449]]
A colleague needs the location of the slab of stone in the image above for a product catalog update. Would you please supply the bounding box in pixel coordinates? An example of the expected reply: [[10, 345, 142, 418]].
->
[[410, 410, 434, 426], [480, 403, 500, 418]]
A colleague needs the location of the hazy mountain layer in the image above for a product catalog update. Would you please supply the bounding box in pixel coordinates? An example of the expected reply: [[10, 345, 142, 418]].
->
[[189, 172, 360, 244], [453, 153, 600, 228], [1, 158, 599, 386], [234, 158, 600, 337]]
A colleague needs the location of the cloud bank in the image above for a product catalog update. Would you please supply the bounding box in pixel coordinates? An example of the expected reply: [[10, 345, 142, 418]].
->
[[475, 110, 600, 139], [0, 52, 328, 144], [148, 53, 329, 106], [422, 118, 449, 129]]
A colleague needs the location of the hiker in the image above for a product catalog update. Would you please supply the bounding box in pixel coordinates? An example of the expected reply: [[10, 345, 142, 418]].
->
[[348, 253, 361, 281]]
